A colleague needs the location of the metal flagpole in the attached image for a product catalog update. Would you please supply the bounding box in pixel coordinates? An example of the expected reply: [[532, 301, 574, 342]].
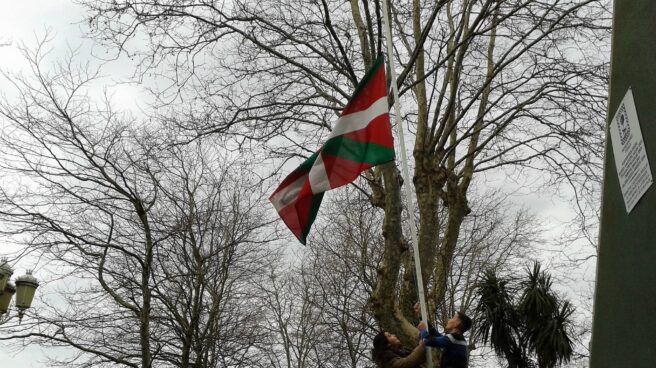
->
[[380, 0, 433, 366]]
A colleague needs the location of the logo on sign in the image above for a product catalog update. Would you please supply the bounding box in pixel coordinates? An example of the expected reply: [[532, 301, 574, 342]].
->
[[617, 104, 631, 146]]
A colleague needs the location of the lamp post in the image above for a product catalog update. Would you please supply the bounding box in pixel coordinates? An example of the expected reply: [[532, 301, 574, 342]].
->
[[0, 259, 39, 323]]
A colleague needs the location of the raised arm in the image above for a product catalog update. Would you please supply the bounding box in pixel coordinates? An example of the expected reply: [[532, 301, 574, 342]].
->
[[414, 303, 439, 336], [417, 321, 449, 348], [420, 329, 451, 348]]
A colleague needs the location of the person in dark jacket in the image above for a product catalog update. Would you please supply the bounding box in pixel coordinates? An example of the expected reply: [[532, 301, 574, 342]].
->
[[371, 330, 426, 368], [417, 311, 472, 368]]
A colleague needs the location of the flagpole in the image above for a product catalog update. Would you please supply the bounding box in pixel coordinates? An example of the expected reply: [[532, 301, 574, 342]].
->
[[380, 0, 433, 365]]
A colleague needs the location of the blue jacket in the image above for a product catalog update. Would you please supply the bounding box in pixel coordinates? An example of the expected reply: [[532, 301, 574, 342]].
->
[[420, 329, 468, 368]]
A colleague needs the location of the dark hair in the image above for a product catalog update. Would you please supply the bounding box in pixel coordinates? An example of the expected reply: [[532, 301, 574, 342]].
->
[[457, 312, 472, 333], [372, 331, 389, 363]]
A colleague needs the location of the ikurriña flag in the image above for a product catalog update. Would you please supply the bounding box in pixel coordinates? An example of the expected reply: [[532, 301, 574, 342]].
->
[[269, 55, 395, 244]]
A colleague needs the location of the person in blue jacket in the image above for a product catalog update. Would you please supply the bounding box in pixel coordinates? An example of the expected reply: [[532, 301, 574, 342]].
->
[[417, 309, 472, 368]]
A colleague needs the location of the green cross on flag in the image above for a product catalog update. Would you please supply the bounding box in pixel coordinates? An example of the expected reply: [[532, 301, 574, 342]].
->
[[270, 56, 395, 244]]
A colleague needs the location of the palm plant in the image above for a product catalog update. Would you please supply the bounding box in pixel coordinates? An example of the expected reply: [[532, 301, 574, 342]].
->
[[474, 262, 574, 368]]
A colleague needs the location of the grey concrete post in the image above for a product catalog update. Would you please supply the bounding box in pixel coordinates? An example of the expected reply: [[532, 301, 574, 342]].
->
[[590, 1, 656, 367]]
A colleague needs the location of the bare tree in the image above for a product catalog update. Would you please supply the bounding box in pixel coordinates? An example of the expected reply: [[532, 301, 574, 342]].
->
[[304, 190, 385, 368], [254, 188, 382, 368], [146, 142, 276, 368], [255, 268, 328, 368], [0, 39, 276, 368], [256, 184, 544, 368], [75, 0, 610, 349], [440, 189, 543, 366]]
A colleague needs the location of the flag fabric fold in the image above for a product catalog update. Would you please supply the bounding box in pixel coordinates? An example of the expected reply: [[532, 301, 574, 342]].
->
[[270, 56, 395, 244]]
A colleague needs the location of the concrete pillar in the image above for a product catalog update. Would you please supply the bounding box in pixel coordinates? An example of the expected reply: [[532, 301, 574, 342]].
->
[[590, 1, 656, 367]]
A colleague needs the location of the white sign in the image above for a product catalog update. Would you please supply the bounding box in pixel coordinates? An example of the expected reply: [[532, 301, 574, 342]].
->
[[609, 88, 653, 213]]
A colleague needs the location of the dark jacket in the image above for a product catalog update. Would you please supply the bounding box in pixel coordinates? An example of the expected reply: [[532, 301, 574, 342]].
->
[[376, 342, 426, 368], [420, 329, 468, 368]]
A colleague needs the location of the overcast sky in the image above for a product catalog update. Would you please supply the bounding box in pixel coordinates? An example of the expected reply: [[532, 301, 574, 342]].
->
[[1, 1, 83, 68], [0, 1, 600, 366]]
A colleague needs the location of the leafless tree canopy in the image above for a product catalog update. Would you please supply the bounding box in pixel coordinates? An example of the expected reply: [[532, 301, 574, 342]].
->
[[0, 0, 611, 366], [0, 41, 278, 367]]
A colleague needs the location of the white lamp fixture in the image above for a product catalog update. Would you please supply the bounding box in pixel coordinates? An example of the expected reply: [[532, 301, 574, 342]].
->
[[0, 260, 38, 323], [15, 271, 39, 320]]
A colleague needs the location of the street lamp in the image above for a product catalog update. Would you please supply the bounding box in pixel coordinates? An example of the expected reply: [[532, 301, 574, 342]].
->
[[0, 259, 38, 323]]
